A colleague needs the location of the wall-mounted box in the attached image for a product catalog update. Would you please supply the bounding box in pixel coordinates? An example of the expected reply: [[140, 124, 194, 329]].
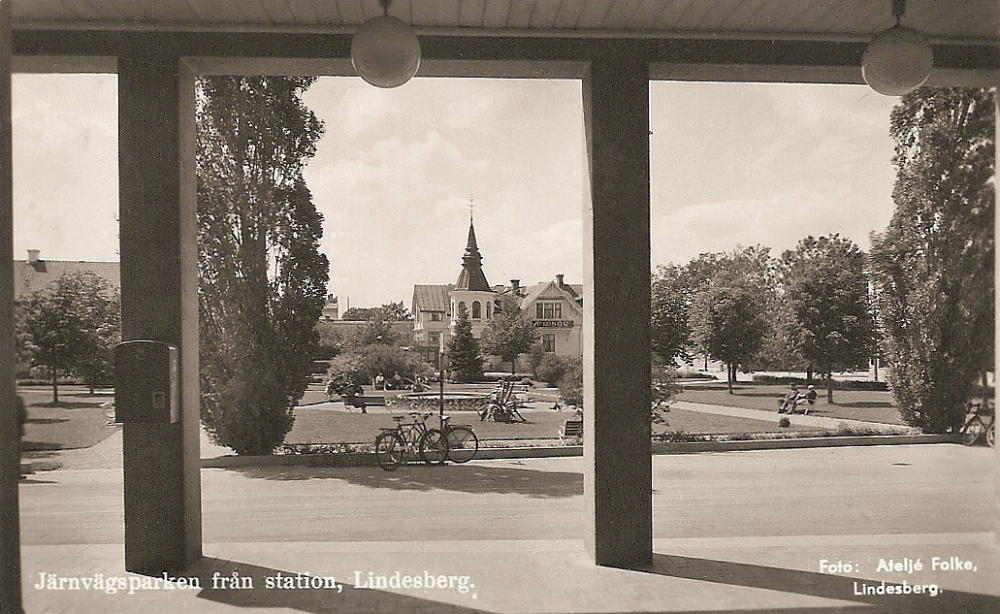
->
[[114, 340, 179, 424]]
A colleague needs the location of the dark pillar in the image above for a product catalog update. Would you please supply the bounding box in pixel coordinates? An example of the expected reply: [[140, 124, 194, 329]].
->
[[0, 1, 24, 611], [118, 54, 202, 574], [581, 46, 652, 567], [994, 87, 999, 548]]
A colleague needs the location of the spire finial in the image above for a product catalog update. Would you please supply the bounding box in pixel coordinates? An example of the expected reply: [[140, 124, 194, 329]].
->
[[469, 198, 475, 224]]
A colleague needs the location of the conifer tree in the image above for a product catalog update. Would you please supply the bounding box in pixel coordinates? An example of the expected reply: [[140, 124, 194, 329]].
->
[[447, 309, 484, 383]]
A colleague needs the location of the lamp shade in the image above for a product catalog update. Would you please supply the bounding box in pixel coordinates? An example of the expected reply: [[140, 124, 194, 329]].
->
[[351, 15, 421, 88], [862, 25, 933, 96]]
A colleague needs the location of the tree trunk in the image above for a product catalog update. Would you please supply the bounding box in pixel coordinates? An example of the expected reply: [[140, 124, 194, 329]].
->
[[806, 365, 813, 385], [873, 356, 879, 382], [726, 362, 734, 394], [51, 368, 59, 404], [826, 372, 834, 404]]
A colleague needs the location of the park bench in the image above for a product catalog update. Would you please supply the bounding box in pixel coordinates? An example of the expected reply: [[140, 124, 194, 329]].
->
[[558, 419, 583, 445], [341, 394, 386, 412]]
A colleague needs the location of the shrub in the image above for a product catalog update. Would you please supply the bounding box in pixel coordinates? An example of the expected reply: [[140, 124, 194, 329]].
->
[[535, 354, 571, 387], [557, 357, 583, 406], [327, 345, 432, 388]]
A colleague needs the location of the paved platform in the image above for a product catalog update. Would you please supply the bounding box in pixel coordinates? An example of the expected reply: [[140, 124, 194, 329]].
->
[[20, 533, 1000, 614], [16, 440, 1000, 614]]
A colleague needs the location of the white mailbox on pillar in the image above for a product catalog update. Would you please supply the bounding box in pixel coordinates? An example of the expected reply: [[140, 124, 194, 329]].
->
[[114, 340, 179, 424]]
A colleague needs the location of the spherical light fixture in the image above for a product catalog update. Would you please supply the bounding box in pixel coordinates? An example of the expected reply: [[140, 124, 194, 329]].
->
[[862, 0, 933, 96], [351, 0, 420, 89]]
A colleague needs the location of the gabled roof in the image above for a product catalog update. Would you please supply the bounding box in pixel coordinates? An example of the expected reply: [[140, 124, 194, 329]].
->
[[411, 284, 451, 313], [520, 280, 584, 313], [14, 259, 121, 300]]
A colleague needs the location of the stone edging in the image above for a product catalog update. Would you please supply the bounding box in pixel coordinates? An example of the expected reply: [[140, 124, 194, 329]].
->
[[200, 434, 959, 468]]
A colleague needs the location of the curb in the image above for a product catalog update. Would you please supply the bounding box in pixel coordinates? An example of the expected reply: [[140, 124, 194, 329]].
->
[[650, 433, 956, 454], [200, 434, 959, 468]]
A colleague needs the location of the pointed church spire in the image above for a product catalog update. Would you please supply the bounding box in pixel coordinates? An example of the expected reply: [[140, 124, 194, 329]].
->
[[455, 208, 491, 292]]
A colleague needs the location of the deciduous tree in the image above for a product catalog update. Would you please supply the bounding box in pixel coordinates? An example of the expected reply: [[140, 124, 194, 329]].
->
[[481, 293, 537, 375], [15, 271, 120, 402], [782, 235, 874, 403], [870, 87, 995, 433]]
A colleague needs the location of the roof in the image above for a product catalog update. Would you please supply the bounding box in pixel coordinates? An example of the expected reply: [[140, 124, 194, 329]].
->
[[9, 1, 998, 45], [411, 284, 451, 313], [520, 279, 584, 311], [14, 259, 121, 300], [454, 220, 492, 292]]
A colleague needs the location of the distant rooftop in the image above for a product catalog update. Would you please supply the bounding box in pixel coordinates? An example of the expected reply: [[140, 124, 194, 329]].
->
[[13, 250, 120, 299]]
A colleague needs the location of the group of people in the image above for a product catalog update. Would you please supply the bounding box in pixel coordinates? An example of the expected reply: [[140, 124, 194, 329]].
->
[[373, 372, 405, 391], [778, 383, 817, 415]]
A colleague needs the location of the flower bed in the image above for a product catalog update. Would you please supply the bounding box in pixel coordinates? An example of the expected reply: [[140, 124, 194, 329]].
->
[[394, 392, 488, 413]]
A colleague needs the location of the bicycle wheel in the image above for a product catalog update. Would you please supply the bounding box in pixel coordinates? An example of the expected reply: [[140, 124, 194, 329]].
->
[[446, 426, 479, 464], [987, 422, 995, 448], [961, 419, 984, 446], [375, 432, 405, 471], [419, 429, 448, 465]]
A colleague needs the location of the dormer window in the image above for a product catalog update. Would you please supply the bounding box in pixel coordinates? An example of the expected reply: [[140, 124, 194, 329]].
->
[[472, 301, 482, 319]]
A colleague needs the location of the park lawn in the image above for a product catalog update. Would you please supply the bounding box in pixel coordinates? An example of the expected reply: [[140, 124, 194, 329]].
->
[[676, 380, 906, 425], [286, 402, 824, 446], [18, 385, 118, 450], [656, 408, 826, 436]]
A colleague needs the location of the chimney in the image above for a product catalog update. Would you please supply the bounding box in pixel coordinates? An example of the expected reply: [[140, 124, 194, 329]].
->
[[556, 274, 565, 287], [510, 279, 519, 291], [27, 249, 40, 264]]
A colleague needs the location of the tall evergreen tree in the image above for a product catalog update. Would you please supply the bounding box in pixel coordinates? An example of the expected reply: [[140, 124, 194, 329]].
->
[[870, 87, 994, 433], [197, 76, 329, 455], [447, 309, 483, 383]]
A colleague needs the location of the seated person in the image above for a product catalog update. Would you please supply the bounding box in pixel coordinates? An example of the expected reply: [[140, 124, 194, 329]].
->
[[778, 384, 799, 413], [792, 385, 818, 414]]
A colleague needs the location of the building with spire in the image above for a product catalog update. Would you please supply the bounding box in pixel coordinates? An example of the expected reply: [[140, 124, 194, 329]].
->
[[411, 216, 583, 370]]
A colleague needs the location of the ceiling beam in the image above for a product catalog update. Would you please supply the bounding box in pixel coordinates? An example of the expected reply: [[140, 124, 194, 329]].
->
[[11, 30, 998, 83]]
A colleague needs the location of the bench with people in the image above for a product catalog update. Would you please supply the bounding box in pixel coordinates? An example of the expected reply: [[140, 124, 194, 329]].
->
[[777, 383, 817, 415]]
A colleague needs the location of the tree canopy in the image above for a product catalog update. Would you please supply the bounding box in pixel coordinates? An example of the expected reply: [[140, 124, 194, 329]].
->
[[15, 271, 120, 402], [870, 87, 995, 433], [480, 293, 538, 375], [781, 234, 874, 402]]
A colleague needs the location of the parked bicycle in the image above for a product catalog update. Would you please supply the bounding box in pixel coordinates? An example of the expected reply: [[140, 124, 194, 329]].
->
[[374, 412, 446, 471], [421, 415, 479, 464], [960, 399, 995, 448]]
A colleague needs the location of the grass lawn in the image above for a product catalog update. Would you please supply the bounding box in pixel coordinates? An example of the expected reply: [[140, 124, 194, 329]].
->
[[677, 380, 906, 425], [17, 385, 118, 451], [286, 402, 827, 446]]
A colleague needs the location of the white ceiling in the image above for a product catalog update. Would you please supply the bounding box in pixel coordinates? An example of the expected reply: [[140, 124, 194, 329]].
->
[[10, 0, 1000, 44]]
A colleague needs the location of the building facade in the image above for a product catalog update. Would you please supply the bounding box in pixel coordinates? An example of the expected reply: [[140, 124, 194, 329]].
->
[[411, 219, 582, 370]]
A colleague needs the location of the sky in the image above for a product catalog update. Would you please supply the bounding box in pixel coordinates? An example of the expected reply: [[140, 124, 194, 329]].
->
[[11, 74, 900, 308]]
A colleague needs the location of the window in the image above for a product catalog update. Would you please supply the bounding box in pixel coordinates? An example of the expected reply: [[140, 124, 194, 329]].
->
[[486, 302, 491, 319], [536, 302, 562, 319], [429, 332, 441, 346], [542, 334, 556, 353], [472, 301, 481, 319], [429, 312, 442, 322], [458, 301, 467, 317]]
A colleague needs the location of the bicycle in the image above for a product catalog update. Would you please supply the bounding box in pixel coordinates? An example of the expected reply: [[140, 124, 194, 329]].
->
[[421, 415, 479, 464], [960, 400, 995, 447], [374, 412, 447, 471]]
